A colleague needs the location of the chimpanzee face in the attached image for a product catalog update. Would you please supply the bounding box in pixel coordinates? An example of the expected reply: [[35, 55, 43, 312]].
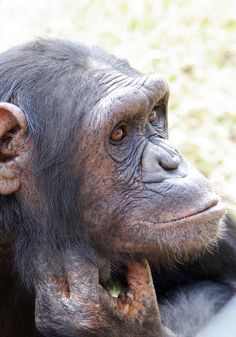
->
[[73, 73, 224, 259]]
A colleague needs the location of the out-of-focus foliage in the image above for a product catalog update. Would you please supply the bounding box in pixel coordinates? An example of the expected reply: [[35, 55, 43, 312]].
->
[[0, 0, 235, 215]]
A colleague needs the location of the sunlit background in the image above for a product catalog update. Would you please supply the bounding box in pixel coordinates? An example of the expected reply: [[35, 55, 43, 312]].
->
[[0, 0, 235, 216]]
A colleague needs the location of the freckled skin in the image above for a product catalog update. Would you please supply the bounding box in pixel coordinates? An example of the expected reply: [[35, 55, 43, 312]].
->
[[0, 40, 226, 337]]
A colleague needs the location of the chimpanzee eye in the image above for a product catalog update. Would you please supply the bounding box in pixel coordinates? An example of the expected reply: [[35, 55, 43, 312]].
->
[[148, 110, 158, 124], [110, 125, 127, 142]]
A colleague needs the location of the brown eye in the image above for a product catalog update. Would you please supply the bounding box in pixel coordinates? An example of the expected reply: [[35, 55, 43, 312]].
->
[[110, 126, 126, 142], [148, 110, 157, 123]]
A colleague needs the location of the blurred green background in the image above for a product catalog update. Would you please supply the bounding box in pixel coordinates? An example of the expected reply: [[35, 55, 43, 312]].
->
[[0, 0, 235, 216]]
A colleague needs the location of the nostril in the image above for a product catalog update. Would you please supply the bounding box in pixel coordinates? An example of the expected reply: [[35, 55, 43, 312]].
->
[[159, 155, 181, 171]]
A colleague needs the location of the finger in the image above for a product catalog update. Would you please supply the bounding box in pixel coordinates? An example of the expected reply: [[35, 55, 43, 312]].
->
[[63, 250, 103, 296], [125, 260, 160, 320], [126, 259, 153, 290]]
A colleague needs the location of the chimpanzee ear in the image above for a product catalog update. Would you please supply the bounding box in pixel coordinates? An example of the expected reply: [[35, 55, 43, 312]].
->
[[0, 102, 28, 195]]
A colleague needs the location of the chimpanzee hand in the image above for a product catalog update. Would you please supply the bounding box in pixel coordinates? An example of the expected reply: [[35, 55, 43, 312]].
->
[[35, 252, 162, 337]]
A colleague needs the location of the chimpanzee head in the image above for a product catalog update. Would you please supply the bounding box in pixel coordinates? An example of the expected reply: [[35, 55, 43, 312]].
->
[[0, 39, 224, 284]]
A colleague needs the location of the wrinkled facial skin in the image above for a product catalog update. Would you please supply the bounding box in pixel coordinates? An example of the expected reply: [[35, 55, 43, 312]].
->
[[76, 74, 224, 260]]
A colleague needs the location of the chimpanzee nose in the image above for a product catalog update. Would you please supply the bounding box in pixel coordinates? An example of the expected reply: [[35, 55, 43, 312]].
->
[[159, 150, 180, 170], [142, 140, 182, 175]]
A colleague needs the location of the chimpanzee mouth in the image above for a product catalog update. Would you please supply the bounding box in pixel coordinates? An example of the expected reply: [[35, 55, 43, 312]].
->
[[155, 202, 225, 229], [111, 202, 225, 257], [128, 202, 225, 234]]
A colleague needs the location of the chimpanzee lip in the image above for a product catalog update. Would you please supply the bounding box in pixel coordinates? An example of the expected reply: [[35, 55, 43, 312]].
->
[[112, 202, 225, 253], [155, 201, 225, 228], [133, 201, 225, 229]]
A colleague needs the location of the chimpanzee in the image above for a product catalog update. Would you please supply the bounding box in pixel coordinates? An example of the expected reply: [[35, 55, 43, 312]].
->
[[0, 39, 235, 337]]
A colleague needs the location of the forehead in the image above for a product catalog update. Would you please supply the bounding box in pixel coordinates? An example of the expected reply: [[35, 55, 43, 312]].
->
[[70, 55, 168, 131], [86, 68, 168, 128], [88, 57, 168, 103]]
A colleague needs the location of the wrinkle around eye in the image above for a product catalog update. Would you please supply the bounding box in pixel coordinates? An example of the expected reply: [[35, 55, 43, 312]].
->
[[154, 128, 167, 139], [146, 128, 167, 140], [109, 136, 146, 164]]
